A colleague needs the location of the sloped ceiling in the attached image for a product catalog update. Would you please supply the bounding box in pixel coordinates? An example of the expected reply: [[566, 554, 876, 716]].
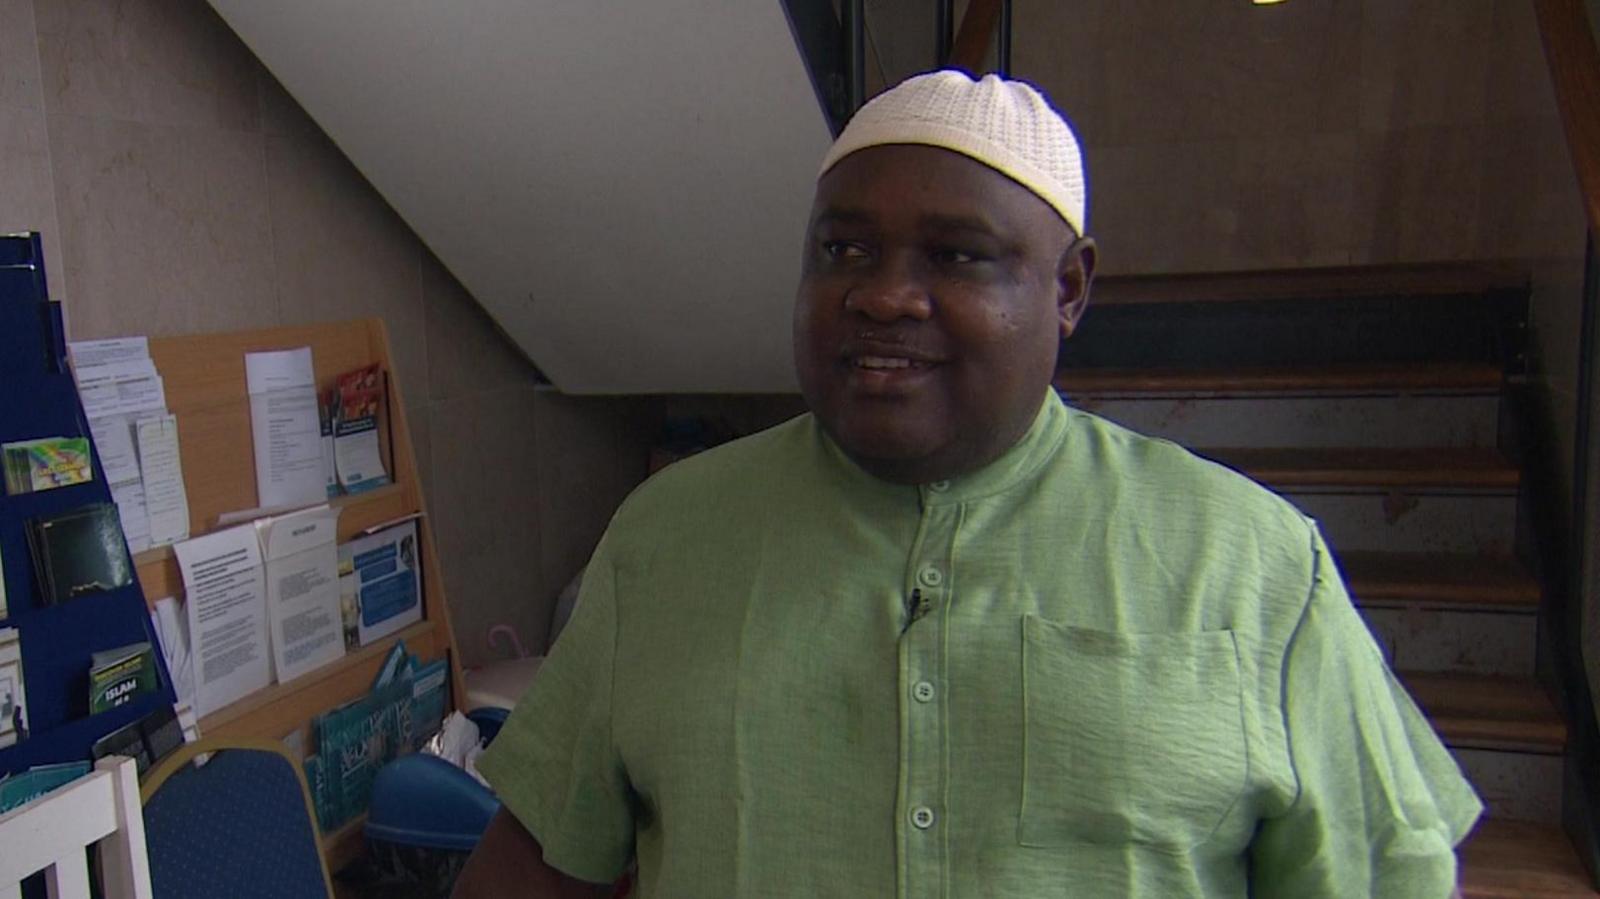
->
[[206, 1, 833, 393]]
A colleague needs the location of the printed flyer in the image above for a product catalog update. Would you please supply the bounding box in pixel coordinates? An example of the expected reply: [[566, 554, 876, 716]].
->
[[338, 518, 422, 646], [333, 364, 390, 494]]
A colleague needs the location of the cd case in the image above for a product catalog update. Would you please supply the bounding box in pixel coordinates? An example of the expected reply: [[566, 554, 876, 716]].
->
[[26, 503, 134, 605], [2, 436, 93, 495]]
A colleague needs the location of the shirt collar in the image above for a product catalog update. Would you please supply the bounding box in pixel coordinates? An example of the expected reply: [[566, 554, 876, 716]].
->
[[810, 390, 1070, 506]]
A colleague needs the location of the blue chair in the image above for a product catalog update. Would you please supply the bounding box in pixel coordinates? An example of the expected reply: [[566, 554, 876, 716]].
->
[[139, 738, 333, 899]]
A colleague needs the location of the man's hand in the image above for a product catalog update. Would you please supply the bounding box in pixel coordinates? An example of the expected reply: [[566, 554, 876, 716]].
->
[[451, 808, 614, 899]]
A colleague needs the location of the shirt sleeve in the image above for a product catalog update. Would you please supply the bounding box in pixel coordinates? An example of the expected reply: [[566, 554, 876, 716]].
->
[[475, 533, 634, 884], [1250, 526, 1484, 898]]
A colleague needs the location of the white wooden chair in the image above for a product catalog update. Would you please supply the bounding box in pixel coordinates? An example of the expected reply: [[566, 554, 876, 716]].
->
[[0, 755, 153, 899]]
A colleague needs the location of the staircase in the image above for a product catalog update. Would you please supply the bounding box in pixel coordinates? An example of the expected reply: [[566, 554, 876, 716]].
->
[[1057, 266, 1595, 897]]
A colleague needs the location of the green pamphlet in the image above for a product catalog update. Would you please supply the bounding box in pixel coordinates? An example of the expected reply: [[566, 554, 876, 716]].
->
[[88, 641, 158, 714], [0, 761, 90, 814]]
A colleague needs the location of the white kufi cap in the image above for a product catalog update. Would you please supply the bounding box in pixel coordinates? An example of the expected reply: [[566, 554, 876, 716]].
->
[[818, 70, 1088, 237]]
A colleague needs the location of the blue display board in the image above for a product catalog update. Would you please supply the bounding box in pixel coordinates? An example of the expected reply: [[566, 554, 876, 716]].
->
[[0, 232, 177, 775]]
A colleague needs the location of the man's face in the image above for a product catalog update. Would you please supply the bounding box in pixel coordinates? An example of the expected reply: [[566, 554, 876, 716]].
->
[[793, 144, 1093, 484]]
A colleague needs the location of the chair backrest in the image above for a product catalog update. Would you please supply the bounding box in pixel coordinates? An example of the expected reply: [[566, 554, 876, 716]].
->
[[139, 738, 333, 899], [0, 755, 154, 899]]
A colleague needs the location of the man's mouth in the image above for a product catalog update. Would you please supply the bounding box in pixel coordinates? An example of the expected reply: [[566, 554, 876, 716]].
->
[[843, 353, 942, 395], [854, 355, 936, 371]]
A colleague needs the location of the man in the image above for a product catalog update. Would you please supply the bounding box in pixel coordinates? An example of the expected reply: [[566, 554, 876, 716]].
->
[[455, 70, 1481, 898]]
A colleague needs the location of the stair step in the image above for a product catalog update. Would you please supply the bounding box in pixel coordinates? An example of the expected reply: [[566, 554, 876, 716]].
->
[[1461, 819, 1598, 898], [1364, 607, 1535, 678], [1092, 261, 1528, 307], [1078, 393, 1499, 451], [1064, 270, 1524, 372], [1402, 673, 1566, 754], [1454, 748, 1563, 824], [1058, 363, 1503, 397], [1201, 447, 1520, 491], [1341, 552, 1540, 610], [1296, 493, 1516, 555]]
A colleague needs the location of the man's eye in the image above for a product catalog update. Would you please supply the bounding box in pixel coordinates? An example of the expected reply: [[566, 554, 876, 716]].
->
[[933, 248, 982, 264], [823, 241, 870, 260]]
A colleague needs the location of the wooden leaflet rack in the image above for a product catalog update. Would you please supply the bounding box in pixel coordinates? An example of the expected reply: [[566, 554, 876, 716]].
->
[[131, 318, 463, 867]]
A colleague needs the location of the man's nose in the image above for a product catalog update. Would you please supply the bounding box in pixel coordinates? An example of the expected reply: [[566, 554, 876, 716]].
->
[[842, 257, 933, 322]]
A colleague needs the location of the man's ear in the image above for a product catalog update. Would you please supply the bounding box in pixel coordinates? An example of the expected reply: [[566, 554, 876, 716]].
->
[[1057, 236, 1097, 339]]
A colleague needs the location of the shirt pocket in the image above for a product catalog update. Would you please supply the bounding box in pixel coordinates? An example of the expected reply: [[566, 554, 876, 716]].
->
[[1019, 616, 1247, 850]]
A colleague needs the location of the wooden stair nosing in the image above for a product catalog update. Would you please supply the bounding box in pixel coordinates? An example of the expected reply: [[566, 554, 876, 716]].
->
[[1339, 552, 1542, 611], [1057, 363, 1505, 397], [1426, 719, 1567, 754], [1402, 672, 1567, 755], [1201, 447, 1522, 491], [1460, 819, 1600, 898]]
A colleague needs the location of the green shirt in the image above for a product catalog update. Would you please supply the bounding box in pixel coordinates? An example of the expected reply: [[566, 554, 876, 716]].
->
[[478, 393, 1482, 898]]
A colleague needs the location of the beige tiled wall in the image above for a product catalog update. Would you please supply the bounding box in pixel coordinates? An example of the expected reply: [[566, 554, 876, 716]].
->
[[0, 0, 65, 304], [0, 0, 652, 668], [870, 0, 1587, 275]]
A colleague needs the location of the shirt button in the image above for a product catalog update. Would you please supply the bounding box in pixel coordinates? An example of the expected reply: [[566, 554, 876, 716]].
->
[[929, 480, 950, 492], [912, 681, 936, 703], [911, 806, 935, 830], [917, 566, 943, 588]]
